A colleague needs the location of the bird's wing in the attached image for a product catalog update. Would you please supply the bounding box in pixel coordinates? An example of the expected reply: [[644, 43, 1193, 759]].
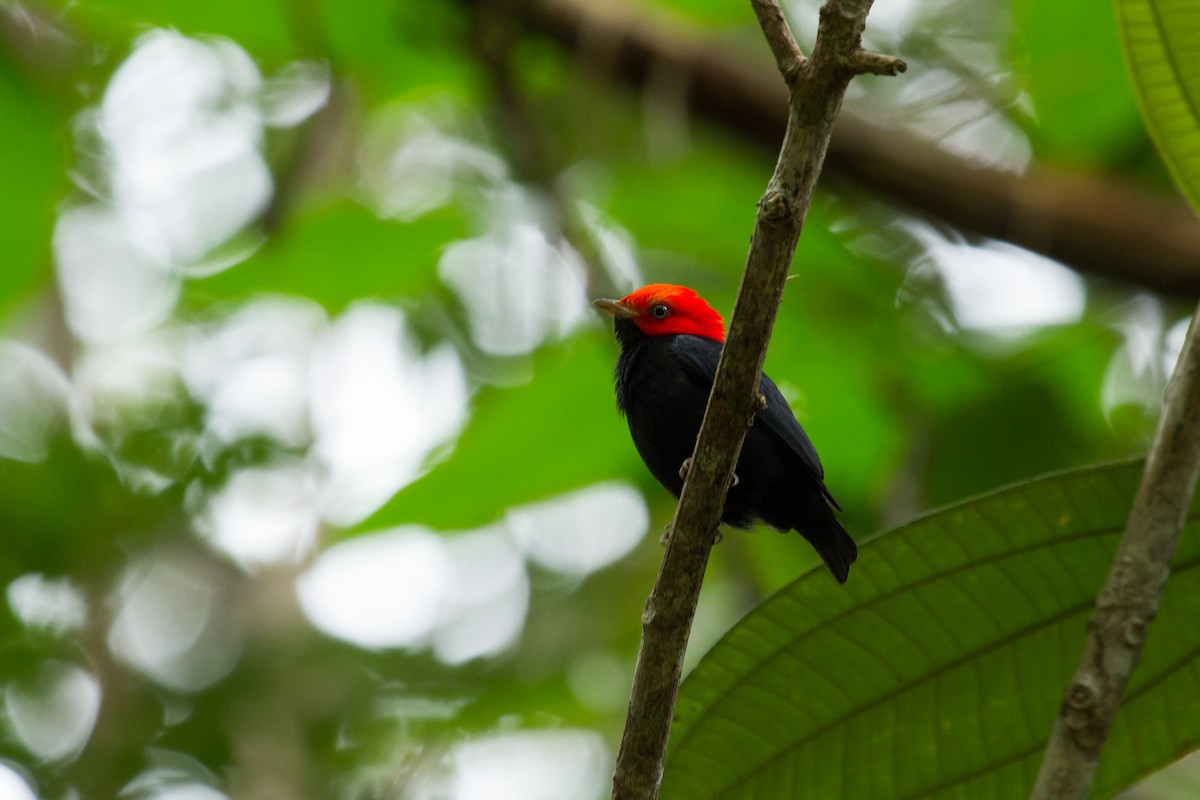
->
[[670, 334, 829, 484]]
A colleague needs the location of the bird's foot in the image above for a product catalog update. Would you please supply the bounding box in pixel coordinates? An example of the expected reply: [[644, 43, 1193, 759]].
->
[[749, 392, 767, 426], [729, 471, 739, 488], [712, 528, 724, 545], [659, 524, 672, 547], [678, 457, 693, 481]]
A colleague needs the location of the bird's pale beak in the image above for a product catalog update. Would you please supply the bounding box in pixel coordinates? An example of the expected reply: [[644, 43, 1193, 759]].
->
[[592, 298, 638, 319]]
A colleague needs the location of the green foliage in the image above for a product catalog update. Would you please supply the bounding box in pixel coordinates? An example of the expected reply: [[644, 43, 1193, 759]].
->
[[1116, 0, 1200, 212], [0, 0, 1193, 796], [664, 460, 1200, 799], [1014, 0, 1144, 164]]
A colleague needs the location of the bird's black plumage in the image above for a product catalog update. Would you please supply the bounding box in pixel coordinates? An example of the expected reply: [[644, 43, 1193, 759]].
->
[[610, 315, 857, 583]]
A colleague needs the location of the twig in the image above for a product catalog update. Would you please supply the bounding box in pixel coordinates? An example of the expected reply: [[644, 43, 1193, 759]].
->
[[1029, 302, 1200, 799], [609, 3, 903, 799]]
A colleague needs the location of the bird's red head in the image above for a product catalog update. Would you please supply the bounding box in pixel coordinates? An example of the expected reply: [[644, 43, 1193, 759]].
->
[[593, 284, 726, 342]]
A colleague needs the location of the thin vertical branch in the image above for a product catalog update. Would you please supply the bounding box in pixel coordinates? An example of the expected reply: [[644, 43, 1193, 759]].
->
[[609, 3, 903, 799], [1030, 303, 1200, 799]]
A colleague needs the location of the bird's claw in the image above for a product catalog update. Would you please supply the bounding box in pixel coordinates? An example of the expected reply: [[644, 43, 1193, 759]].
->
[[729, 471, 739, 488], [678, 457, 693, 481], [660, 524, 672, 547], [712, 528, 723, 545]]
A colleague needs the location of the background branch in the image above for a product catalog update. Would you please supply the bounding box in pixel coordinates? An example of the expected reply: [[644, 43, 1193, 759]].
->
[[610, 2, 903, 798], [1029, 302, 1200, 798], [504, 0, 1200, 296]]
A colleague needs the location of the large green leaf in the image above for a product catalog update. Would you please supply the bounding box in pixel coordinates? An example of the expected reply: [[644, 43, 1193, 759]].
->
[[1116, 0, 1200, 212], [662, 460, 1200, 799]]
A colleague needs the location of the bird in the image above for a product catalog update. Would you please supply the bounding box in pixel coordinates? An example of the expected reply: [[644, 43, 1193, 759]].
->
[[593, 283, 857, 583]]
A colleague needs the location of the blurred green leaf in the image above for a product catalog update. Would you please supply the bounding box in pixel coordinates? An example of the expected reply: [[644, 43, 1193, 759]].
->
[[356, 332, 637, 533], [1014, 0, 1145, 163], [67, 0, 294, 56], [663, 460, 1200, 799], [189, 201, 462, 311], [0, 67, 66, 311], [1116, 0, 1200, 212]]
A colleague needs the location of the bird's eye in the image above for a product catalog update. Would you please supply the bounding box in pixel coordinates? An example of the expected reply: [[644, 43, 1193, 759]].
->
[[651, 304, 670, 320]]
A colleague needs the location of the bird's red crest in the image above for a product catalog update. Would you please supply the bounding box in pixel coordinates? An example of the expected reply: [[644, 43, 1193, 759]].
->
[[618, 284, 726, 342]]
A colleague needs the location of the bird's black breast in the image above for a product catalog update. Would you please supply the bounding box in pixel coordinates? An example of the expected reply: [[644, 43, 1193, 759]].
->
[[615, 333, 712, 500], [612, 328, 833, 529]]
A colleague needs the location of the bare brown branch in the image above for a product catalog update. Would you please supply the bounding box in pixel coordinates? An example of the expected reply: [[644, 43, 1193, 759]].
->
[[609, 2, 902, 798], [749, 0, 806, 80], [1029, 303, 1200, 798]]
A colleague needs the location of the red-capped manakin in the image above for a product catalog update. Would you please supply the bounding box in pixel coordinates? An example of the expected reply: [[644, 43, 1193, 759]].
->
[[594, 283, 856, 583]]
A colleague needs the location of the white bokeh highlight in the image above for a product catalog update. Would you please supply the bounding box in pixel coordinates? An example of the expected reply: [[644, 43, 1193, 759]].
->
[[54, 205, 182, 344], [901, 223, 1086, 335], [434, 729, 609, 800], [296, 483, 646, 660], [183, 297, 326, 455], [196, 462, 321, 567], [4, 661, 100, 763], [360, 107, 508, 222], [0, 342, 69, 462], [0, 764, 36, 800], [108, 556, 241, 692], [99, 30, 271, 270], [439, 212, 591, 356], [6, 574, 88, 636], [311, 302, 468, 526], [297, 527, 454, 650], [510, 482, 648, 576]]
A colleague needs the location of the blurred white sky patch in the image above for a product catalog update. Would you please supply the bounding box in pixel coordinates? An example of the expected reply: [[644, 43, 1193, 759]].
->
[[3, 660, 100, 763], [1163, 315, 1191, 378], [576, 201, 643, 293], [0, 764, 36, 800], [98, 30, 271, 271], [509, 482, 648, 576], [432, 530, 529, 665], [122, 751, 229, 800], [7, 575, 87, 636], [108, 555, 242, 692], [56, 30, 330, 334], [359, 105, 508, 222], [183, 297, 326, 456], [297, 525, 528, 660], [439, 199, 591, 356], [0, 342, 69, 462], [311, 302, 468, 526], [881, 68, 1032, 172], [1102, 295, 1177, 422], [54, 205, 182, 344], [429, 729, 609, 800], [296, 527, 454, 650], [196, 461, 321, 567], [180, 298, 467, 558], [297, 482, 644, 660], [900, 222, 1086, 335], [258, 60, 331, 128]]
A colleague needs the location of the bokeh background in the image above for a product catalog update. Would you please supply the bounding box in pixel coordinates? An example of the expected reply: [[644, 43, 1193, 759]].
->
[[0, 0, 1195, 797]]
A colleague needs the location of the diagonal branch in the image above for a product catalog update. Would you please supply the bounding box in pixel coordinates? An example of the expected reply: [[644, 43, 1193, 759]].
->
[[609, 3, 903, 799], [1029, 301, 1200, 799]]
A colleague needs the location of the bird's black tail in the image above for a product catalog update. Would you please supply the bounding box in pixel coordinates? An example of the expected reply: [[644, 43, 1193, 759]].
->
[[802, 509, 857, 584]]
